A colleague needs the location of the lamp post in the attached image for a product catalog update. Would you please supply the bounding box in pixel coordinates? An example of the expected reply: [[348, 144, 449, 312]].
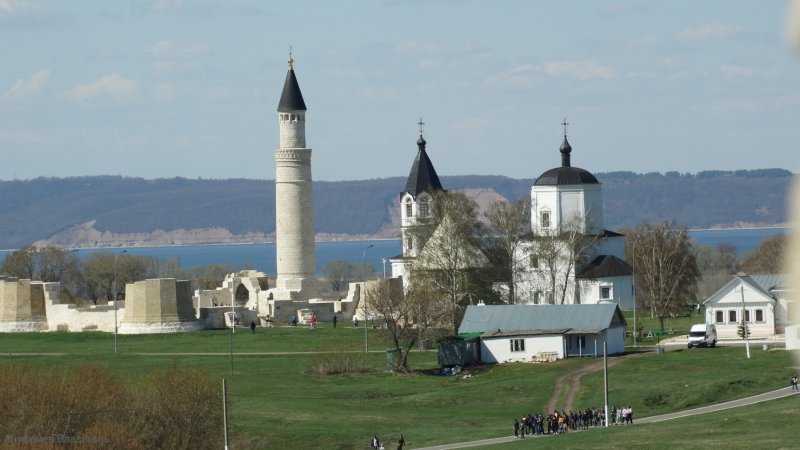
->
[[113, 250, 127, 354], [632, 239, 637, 348], [381, 257, 387, 279], [363, 244, 374, 353], [740, 286, 751, 359]]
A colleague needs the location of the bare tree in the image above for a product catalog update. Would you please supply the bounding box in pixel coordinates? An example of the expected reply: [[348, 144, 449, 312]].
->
[[525, 213, 600, 304], [367, 279, 453, 372], [0, 246, 39, 279], [412, 191, 487, 332], [741, 234, 785, 274], [485, 198, 531, 304], [627, 222, 700, 330], [323, 259, 354, 292]]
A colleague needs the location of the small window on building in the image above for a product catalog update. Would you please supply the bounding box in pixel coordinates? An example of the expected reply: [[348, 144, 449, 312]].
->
[[600, 286, 611, 299], [755, 309, 764, 322], [406, 238, 413, 252], [541, 211, 551, 229], [744, 309, 751, 322], [510, 338, 525, 352], [715, 310, 724, 323], [530, 255, 539, 268], [405, 200, 413, 218], [728, 310, 737, 323], [533, 291, 541, 304]]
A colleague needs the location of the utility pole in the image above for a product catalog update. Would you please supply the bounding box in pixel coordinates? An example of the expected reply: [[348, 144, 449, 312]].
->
[[740, 286, 751, 359]]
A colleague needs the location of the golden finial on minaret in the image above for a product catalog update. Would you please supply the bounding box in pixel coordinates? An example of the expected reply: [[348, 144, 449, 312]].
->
[[288, 46, 294, 68]]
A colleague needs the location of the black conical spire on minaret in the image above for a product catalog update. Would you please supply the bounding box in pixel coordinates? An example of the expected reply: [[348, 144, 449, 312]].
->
[[403, 117, 443, 197], [560, 118, 572, 167], [277, 49, 307, 112]]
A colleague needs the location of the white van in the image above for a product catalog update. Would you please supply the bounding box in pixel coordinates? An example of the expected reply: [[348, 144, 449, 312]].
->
[[687, 324, 717, 348]]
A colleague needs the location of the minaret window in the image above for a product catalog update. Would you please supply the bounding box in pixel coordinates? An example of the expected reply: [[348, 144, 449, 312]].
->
[[405, 200, 413, 218]]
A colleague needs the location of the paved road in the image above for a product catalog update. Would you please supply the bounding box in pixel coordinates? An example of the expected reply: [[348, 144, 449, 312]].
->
[[414, 388, 798, 450]]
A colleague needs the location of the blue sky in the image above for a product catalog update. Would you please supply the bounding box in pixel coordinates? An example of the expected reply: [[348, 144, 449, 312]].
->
[[1, 0, 798, 181]]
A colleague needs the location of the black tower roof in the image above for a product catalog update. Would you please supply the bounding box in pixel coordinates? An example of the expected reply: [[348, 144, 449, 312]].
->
[[534, 134, 599, 186], [402, 134, 444, 198], [277, 58, 306, 112]]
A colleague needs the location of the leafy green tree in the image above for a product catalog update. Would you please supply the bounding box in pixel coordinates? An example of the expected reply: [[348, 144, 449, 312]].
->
[[323, 259, 354, 292]]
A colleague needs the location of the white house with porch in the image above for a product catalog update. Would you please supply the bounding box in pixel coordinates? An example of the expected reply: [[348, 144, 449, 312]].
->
[[703, 274, 791, 338], [458, 303, 627, 363]]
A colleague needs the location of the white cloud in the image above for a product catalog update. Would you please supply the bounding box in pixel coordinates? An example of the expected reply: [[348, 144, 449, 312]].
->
[[64, 74, 137, 101], [677, 23, 742, 42], [0, 69, 50, 102], [146, 40, 209, 60], [543, 60, 617, 79], [720, 65, 777, 78]]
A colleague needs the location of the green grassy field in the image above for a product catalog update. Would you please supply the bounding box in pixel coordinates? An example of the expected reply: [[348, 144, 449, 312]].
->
[[2, 327, 798, 449]]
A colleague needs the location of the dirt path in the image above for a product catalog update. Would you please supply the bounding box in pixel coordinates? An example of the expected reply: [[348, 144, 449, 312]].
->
[[545, 352, 647, 413]]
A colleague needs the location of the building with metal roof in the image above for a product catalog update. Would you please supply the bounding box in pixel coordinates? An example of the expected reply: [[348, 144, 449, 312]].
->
[[703, 274, 791, 338], [456, 304, 627, 363]]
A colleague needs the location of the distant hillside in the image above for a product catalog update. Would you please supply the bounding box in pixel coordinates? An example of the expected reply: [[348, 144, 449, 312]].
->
[[0, 169, 792, 249]]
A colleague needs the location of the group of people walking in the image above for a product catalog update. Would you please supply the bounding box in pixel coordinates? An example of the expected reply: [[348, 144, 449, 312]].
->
[[370, 434, 404, 450], [513, 405, 634, 438]]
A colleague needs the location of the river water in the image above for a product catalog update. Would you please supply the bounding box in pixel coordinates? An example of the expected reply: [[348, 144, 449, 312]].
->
[[0, 228, 788, 275]]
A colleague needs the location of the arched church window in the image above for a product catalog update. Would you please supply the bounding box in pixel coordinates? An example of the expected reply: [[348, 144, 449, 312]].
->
[[405, 200, 413, 218]]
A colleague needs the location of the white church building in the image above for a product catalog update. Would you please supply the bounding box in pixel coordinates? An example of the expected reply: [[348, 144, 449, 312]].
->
[[514, 127, 634, 308], [390, 123, 446, 284]]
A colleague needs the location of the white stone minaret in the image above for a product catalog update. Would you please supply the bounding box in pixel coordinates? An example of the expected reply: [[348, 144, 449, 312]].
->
[[274, 54, 316, 297]]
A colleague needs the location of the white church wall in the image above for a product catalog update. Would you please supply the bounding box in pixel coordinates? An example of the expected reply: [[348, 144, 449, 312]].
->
[[579, 277, 633, 309]]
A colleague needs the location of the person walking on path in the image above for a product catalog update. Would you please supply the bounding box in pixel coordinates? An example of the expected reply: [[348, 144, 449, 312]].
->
[[249, 320, 256, 334], [397, 434, 405, 450], [371, 435, 380, 449], [310, 314, 317, 330], [791, 374, 798, 391], [333, 315, 337, 328], [513, 419, 520, 439]]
